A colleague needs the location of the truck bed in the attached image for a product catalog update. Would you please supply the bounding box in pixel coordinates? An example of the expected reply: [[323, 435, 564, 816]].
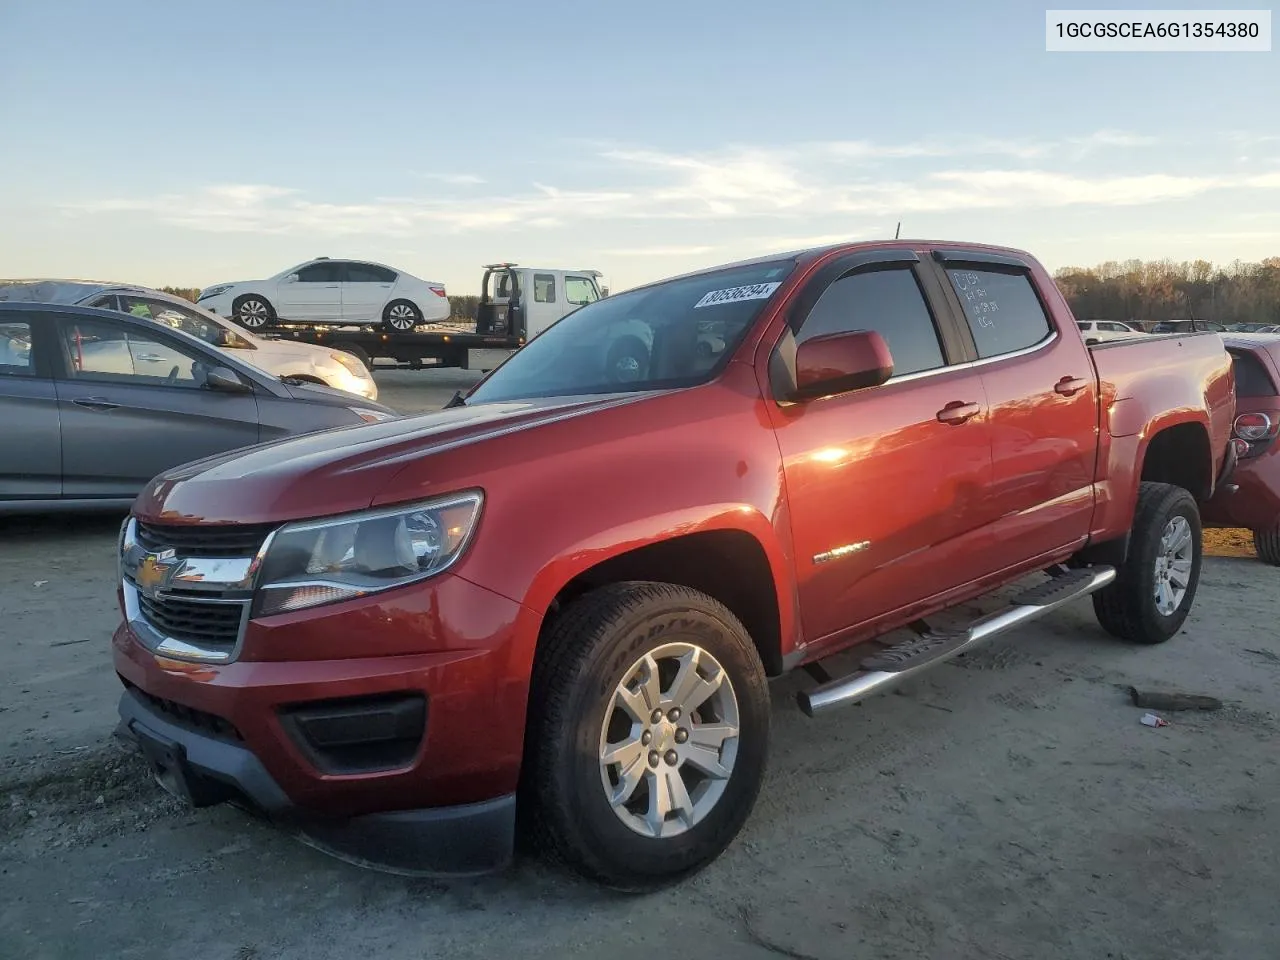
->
[[1086, 330, 1236, 538]]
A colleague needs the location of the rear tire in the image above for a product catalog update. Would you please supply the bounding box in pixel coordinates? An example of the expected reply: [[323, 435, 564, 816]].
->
[[1254, 527, 1280, 566], [382, 300, 422, 333], [1092, 482, 1202, 644], [524, 582, 769, 891]]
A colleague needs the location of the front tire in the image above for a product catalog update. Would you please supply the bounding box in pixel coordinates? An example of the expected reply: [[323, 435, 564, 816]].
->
[[1254, 527, 1280, 566], [1093, 481, 1202, 644], [232, 295, 276, 329], [524, 582, 769, 890], [382, 300, 422, 333]]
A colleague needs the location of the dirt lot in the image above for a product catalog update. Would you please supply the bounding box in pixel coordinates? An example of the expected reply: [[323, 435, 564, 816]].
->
[[3, 369, 1279, 960]]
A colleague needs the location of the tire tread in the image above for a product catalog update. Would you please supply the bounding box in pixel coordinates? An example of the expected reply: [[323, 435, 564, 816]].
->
[[523, 581, 765, 890], [1253, 527, 1280, 566], [1093, 481, 1200, 644]]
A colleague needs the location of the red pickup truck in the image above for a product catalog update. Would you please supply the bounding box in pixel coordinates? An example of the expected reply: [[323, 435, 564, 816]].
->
[[113, 241, 1236, 889]]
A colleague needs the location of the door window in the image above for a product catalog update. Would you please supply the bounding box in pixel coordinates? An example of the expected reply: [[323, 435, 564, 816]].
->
[[117, 296, 253, 349], [945, 267, 1053, 359], [0, 321, 34, 377], [798, 267, 946, 377], [533, 273, 556, 303], [296, 262, 342, 283], [344, 263, 397, 283], [59, 318, 208, 388], [564, 276, 599, 306]]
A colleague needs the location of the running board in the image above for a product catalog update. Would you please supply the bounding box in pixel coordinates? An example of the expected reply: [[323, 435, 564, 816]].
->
[[797, 566, 1117, 717]]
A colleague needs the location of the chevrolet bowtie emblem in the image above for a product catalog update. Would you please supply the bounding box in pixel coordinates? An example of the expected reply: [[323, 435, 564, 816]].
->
[[135, 550, 177, 593]]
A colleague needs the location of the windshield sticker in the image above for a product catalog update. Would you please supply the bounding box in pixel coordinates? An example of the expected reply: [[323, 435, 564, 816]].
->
[[694, 282, 781, 309]]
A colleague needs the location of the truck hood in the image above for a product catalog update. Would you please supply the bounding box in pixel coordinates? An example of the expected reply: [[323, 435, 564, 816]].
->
[[134, 393, 645, 525]]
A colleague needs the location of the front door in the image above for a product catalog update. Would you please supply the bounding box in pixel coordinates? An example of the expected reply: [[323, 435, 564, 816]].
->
[[936, 260, 1097, 566], [339, 261, 396, 322], [0, 313, 61, 498], [52, 314, 261, 497], [768, 258, 995, 647], [278, 261, 342, 321]]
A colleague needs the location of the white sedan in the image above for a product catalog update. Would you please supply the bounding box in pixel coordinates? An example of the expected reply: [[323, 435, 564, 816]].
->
[[0, 280, 379, 400], [197, 258, 451, 333], [1076, 319, 1144, 343]]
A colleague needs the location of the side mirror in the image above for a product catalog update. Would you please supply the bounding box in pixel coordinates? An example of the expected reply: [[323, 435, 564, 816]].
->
[[204, 366, 252, 394], [284, 273, 299, 283], [791, 330, 893, 401]]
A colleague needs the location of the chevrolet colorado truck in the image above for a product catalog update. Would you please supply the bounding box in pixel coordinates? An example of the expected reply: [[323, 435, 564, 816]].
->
[[112, 241, 1236, 889]]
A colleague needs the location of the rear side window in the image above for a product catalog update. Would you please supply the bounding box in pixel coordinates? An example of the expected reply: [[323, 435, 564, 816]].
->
[[534, 273, 556, 303], [0, 320, 34, 376], [344, 263, 396, 283], [799, 267, 945, 377], [1231, 351, 1278, 398], [946, 268, 1052, 359]]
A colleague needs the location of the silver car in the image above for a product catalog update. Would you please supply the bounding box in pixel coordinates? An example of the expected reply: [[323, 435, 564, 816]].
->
[[0, 280, 379, 400], [0, 302, 396, 514]]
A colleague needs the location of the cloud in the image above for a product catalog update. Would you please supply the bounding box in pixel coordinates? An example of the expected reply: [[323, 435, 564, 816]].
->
[[63, 131, 1280, 240], [599, 244, 719, 257], [416, 172, 487, 185]]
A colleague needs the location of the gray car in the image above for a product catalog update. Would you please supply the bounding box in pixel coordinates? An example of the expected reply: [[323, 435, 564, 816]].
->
[[0, 302, 396, 514]]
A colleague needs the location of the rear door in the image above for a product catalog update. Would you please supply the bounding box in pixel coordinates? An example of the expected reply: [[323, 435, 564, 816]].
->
[[51, 313, 261, 497], [931, 252, 1097, 566], [768, 251, 996, 646], [0, 313, 61, 498], [339, 262, 396, 322], [278, 262, 342, 321]]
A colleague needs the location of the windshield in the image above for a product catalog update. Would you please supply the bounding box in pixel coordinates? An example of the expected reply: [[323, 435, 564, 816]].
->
[[466, 259, 795, 404]]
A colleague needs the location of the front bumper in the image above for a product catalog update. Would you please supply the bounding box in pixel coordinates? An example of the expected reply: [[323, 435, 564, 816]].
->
[[112, 570, 542, 875], [117, 686, 515, 875]]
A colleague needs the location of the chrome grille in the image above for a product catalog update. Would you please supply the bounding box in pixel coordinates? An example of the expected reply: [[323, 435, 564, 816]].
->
[[121, 517, 275, 663], [136, 592, 245, 653], [135, 520, 274, 558]]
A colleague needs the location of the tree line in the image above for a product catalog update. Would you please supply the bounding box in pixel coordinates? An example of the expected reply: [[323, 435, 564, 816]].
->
[[1053, 257, 1280, 329]]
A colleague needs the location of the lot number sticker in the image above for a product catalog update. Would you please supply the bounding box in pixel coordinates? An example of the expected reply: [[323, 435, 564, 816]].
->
[[694, 282, 781, 309]]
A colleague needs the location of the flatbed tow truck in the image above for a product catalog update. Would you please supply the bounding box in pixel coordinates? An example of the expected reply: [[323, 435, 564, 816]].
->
[[255, 264, 605, 371]]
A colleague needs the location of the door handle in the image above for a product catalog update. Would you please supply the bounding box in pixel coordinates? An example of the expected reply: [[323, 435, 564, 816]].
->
[[937, 401, 981, 425], [1054, 376, 1090, 396], [72, 397, 119, 411], [136, 353, 165, 362]]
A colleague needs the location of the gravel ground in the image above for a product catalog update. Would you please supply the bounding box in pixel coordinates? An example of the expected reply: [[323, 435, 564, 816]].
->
[[2, 368, 1278, 960]]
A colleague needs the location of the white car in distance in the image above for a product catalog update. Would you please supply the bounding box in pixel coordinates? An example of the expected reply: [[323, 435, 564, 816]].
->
[[198, 258, 451, 333], [1076, 319, 1144, 343], [0, 280, 379, 400]]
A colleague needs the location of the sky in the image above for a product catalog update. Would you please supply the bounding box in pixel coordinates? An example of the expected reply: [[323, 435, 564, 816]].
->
[[0, 0, 1277, 295]]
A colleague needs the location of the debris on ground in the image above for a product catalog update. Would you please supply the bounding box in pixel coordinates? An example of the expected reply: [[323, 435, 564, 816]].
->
[[1128, 687, 1223, 711], [1140, 713, 1170, 728]]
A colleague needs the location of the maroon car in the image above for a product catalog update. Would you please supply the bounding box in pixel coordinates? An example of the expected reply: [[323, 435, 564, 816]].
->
[[1203, 334, 1280, 564]]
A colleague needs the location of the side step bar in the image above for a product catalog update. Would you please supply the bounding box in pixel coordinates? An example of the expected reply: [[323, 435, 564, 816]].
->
[[797, 566, 1117, 717]]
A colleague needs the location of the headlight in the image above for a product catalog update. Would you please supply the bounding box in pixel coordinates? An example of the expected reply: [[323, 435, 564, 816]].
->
[[350, 406, 394, 422], [198, 284, 233, 301], [330, 351, 371, 378], [253, 492, 484, 617]]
